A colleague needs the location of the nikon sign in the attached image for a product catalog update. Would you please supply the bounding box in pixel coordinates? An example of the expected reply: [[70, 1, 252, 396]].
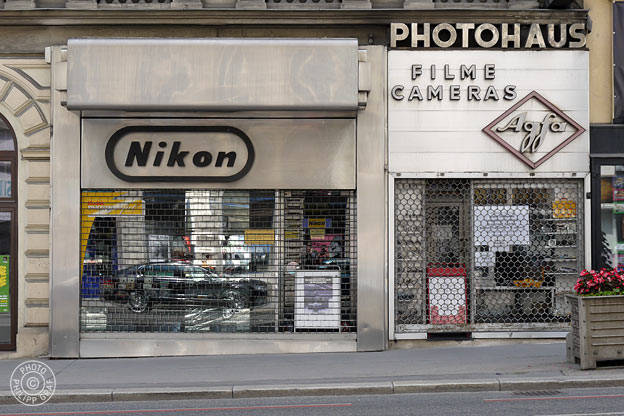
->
[[390, 23, 586, 49], [105, 126, 254, 183], [81, 119, 356, 189]]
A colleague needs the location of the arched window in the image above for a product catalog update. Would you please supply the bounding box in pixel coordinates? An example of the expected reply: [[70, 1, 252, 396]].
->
[[0, 114, 17, 350]]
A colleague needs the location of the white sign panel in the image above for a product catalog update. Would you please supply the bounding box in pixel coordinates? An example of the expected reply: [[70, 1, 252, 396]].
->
[[388, 50, 589, 174], [294, 270, 341, 329], [474, 205, 530, 244]]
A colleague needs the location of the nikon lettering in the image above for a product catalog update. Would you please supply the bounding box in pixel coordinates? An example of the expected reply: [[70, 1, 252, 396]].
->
[[105, 126, 254, 183], [390, 23, 586, 49], [124, 141, 237, 169]]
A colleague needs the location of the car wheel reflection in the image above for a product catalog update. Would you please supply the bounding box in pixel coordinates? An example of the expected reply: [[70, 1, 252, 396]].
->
[[222, 290, 247, 319], [128, 291, 149, 313]]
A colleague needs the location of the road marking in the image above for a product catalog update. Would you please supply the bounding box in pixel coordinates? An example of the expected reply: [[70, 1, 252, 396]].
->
[[0, 402, 353, 416], [534, 412, 624, 416], [485, 394, 624, 403]]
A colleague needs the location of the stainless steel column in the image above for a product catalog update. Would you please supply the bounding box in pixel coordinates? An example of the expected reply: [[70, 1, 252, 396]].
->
[[356, 46, 387, 351], [49, 46, 81, 357]]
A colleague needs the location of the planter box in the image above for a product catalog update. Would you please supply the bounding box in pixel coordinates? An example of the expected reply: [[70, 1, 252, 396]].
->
[[566, 294, 624, 369]]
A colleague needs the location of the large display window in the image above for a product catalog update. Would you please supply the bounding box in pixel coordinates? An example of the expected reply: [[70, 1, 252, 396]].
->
[[393, 178, 584, 334], [80, 189, 357, 334]]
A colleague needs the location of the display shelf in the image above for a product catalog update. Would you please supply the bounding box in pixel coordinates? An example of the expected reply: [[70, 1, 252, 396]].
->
[[476, 286, 555, 291], [535, 218, 577, 221]]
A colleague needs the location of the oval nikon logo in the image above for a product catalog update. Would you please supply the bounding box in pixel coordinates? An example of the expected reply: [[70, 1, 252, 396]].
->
[[105, 126, 254, 182]]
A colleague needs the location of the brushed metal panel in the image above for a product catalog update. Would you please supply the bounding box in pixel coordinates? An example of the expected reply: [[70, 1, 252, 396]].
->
[[67, 39, 359, 112], [82, 119, 355, 189], [50, 46, 81, 358], [80, 337, 357, 357], [356, 46, 387, 352]]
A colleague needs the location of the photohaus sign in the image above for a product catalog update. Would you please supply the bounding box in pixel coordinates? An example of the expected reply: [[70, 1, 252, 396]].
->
[[390, 23, 586, 49], [105, 126, 254, 182]]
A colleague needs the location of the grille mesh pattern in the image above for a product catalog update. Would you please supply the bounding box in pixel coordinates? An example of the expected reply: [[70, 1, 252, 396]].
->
[[80, 190, 356, 334], [395, 179, 583, 333]]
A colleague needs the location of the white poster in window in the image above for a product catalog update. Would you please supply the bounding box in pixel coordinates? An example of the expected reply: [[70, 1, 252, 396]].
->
[[473, 205, 530, 248], [294, 270, 341, 329], [148, 235, 170, 263]]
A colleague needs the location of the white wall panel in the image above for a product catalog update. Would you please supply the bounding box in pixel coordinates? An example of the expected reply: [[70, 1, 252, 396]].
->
[[390, 131, 589, 154], [388, 89, 588, 112], [390, 152, 589, 173], [388, 50, 589, 174]]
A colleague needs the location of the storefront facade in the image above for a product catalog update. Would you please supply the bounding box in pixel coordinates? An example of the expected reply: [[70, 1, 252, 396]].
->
[[0, 6, 592, 357], [48, 38, 386, 357], [388, 22, 591, 339]]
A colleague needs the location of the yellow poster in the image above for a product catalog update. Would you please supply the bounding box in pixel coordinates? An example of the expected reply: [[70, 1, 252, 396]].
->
[[244, 229, 275, 245], [308, 218, 328, 228], [80, 191, 144, 275], [310, 228, 325, 240]]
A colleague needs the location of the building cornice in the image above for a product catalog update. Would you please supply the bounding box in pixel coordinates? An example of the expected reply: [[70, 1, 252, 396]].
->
[[0, 8, 588, 26]]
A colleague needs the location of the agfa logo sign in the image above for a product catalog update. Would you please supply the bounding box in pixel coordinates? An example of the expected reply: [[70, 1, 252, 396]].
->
[[482, 91, 585, 169]]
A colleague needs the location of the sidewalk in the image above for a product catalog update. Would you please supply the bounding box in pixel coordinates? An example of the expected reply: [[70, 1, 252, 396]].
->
[[1, 341, 624, 404]]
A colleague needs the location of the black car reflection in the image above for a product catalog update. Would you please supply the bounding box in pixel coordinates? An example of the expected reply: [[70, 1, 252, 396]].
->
[[102, 262, 268, 316]]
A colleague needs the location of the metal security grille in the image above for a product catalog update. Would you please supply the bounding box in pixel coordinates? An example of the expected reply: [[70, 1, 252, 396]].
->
[[394, 179, 583, 333], [80, 190, 356, 334]]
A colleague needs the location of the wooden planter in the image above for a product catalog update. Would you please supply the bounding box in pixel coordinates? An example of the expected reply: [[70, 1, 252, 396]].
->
[[566, 294, 624, 369]]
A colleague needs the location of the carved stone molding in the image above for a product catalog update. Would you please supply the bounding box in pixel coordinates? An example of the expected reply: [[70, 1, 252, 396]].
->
[[0, 72, 49, 138]]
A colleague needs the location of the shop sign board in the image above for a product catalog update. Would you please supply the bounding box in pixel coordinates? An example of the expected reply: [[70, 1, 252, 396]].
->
[[105, 126, 254, 183], [482, 91, 585, 169], [388, 50, 589, 173], [82, 119, 356, 190], [390, 22, 586, 49], [0, 256, 9, 313]]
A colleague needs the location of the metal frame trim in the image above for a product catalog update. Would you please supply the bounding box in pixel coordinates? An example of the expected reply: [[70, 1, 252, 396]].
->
[[393, 332, 567, 340], [80, 338, 357, 357], [390, 172, 588, 179], [388, 175, 396, 340]]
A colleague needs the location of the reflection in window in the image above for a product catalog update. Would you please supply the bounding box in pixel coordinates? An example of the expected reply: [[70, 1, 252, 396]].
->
[[79, 190, 357, 334], [599, 165, 624, 270], [0, 120, 15, 152]]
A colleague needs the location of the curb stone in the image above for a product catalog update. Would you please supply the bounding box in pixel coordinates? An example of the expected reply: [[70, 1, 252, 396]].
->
[[1, 377, 624, 405], [498, 377, 624, 391], [113, 387, 232, 402], [392, 379, 499, 393], [233, 382, 394, 399]]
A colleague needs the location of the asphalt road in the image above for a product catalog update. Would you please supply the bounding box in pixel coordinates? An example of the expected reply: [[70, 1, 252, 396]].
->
[[0, 387, 624, 416]]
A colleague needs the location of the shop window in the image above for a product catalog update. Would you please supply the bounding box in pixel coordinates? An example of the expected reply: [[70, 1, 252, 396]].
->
[[79, 189, 356, 335], [0, 115, 16, 350], [394, 179, 583, 333], [595, 165, 624, 270]]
